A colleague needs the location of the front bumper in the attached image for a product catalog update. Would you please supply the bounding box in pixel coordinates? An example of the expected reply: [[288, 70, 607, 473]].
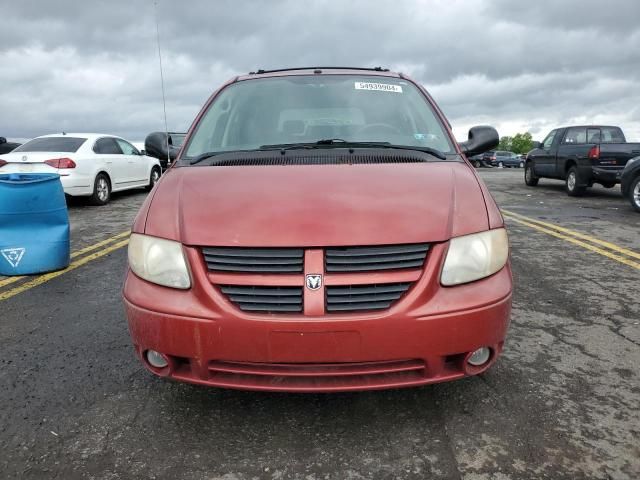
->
[[123, 243, 513, 392]]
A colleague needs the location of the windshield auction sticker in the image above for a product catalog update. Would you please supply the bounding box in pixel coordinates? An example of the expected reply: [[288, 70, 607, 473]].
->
[[354, 82, 403, 93]]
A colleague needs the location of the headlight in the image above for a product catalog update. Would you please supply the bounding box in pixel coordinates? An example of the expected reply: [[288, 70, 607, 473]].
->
[[128, 233, 191, 289], [441, 228, 509, 286]]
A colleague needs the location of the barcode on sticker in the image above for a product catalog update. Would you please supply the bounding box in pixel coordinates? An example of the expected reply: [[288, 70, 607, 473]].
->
[[355, 82, 403, 93]]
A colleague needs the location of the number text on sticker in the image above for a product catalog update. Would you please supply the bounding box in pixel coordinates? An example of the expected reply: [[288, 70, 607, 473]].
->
[[355, 82, 403, 93]]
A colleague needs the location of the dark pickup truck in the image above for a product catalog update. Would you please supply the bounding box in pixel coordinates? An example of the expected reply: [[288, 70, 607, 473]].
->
[[524, 126, 640, 196], [0, 137, 21, 154]]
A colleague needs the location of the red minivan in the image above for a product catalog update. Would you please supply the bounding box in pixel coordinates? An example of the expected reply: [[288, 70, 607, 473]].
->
[[123, 67, 512, 392]]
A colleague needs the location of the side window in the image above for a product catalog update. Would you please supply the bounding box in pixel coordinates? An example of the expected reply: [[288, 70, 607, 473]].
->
[[562, 127, 586, 144], [542, 130, 557, 149], [115, 139, 139, 155], [587, 128, 601, 144], [94, 138, 124, 154]]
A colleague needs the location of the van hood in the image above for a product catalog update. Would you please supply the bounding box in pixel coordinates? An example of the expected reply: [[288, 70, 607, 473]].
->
[[142, 162, 489, 246]]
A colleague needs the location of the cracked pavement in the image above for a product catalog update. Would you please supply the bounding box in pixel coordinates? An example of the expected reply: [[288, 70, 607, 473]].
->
[[0, 169, 638, 479]]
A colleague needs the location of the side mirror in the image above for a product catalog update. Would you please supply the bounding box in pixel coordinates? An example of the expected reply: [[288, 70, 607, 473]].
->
[[0, 137, 6, 145], [139, 149, 146, 155], [458, 126, 499, 157], [531, 141, 541, 149]]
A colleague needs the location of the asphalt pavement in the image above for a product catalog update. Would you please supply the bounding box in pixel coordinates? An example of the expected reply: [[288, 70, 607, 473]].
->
[[1, 168, 638, 480]]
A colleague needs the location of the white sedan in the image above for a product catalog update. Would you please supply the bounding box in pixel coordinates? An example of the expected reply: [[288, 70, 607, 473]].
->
[[0, 133, 162, 205]]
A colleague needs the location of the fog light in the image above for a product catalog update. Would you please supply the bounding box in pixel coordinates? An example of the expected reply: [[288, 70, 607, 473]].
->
[[146, 350, 168, 368], [467, 347, 491, 366]]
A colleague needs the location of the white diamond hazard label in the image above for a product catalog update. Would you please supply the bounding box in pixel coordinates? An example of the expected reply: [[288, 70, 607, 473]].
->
[[1, 248, 26, 268]]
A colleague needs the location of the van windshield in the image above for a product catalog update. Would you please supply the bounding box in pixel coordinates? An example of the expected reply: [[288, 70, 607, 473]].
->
[[183, 75, 454, 162]]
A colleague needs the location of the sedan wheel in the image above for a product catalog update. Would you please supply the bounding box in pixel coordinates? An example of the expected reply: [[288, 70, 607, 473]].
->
[[90, 173, 111, 205], [519, 161, 524, 168], [498, 161, 504, 168], [146, 167, 161, 191]]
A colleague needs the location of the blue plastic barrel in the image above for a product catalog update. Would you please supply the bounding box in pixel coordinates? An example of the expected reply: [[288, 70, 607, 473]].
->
[[0, 173, 70, 275]]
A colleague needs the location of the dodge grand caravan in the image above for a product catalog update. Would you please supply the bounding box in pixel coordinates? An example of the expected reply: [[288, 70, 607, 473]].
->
[[123, 67, 512, 392]]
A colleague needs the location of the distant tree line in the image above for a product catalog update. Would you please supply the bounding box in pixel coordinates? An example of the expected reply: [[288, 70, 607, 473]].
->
[[497, 132, 534, 154]]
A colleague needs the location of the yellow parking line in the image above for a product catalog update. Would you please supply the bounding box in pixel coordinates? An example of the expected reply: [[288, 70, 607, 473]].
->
[[502, 214, 640, 270], [0, 238, 129, 302], [0, 230, 130, 289], [502, 209, 640, 261]]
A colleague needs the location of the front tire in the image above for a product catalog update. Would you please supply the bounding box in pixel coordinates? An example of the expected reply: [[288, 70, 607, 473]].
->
[[628, 176, 640, 212], [519, 161, 524, 168], [524, 162, 539, 186], [565, 166, 586, 197], [474, 160, 481, 168], [90, 173, 111, 205], [145, 166, 161, 191], [498, 161, 504, 168]]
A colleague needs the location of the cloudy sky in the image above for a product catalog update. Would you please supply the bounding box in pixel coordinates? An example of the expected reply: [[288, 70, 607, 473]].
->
[[2, 0, 640, 143]]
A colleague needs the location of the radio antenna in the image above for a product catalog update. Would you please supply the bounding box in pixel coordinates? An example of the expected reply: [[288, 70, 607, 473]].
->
[[154, 0, 170, 166]]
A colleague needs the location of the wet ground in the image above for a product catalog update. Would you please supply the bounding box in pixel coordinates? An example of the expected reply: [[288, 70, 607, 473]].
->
[[1, 168, 638, 479]]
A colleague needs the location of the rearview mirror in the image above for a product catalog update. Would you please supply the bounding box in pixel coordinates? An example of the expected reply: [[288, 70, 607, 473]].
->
[[458, 126, 499, 157]]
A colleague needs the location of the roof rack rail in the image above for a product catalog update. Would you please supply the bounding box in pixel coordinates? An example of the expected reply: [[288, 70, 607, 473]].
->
[[248, 66, 390, 75]]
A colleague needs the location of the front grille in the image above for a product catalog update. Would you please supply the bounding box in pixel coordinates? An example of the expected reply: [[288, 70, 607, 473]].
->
[[326, 282, 412, 312], [219, 285, 303, 313], [325, 243, 430, 272], [202, 247, 303, 273]]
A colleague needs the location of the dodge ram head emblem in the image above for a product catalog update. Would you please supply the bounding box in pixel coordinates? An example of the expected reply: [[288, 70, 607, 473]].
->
[[305, 274, 322, 290]]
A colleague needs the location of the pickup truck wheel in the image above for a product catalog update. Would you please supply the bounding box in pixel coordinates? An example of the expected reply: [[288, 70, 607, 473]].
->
[[565, 166, 586, 197], [89, 173, 111, 206], [524, 163, 539, 186], [629, 176, 640, 212]]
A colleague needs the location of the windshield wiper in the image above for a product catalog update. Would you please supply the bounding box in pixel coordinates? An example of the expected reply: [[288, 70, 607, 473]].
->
[[259, 140, 447, 160], [188, 149, 261, 165], [189, 140, 447, 165]]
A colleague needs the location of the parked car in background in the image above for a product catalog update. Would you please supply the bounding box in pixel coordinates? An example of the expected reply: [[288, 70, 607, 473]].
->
[[144, 131, 186, 170], [492, 151, 524, 168], [0, 133, 162, 205], [524, 126, 640, 196], [467, 153, 492, 168], [482, 150, 496, 165], [123, 66, 511, 393], [621, 156, 640, 212], [0, 137, 21, 154]]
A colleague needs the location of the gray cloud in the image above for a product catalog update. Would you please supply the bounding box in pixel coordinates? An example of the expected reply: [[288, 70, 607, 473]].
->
[[1, 0, 639, 143]]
